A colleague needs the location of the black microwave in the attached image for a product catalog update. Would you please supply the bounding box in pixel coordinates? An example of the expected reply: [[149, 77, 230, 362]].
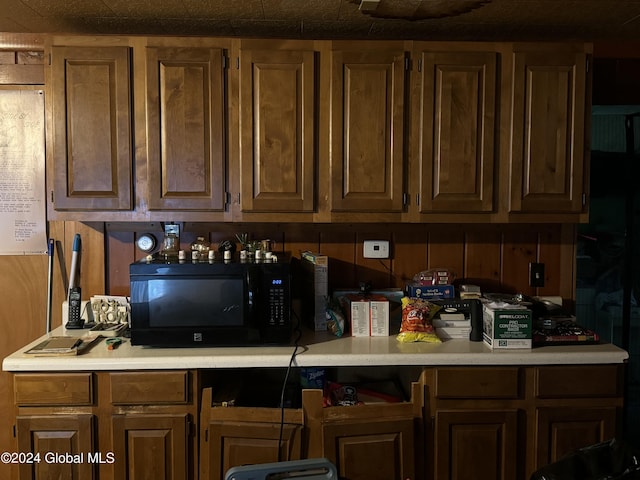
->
[[129, 256, 292, 347]]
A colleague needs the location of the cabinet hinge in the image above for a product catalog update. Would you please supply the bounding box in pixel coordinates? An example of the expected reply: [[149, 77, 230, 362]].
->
[[48, 53, 51, 66], [417, 58, 422, 72], [416, 193, 420, 206], [586, 58, 590, 73], [402, 192, 409, 206], [582, 193, 587, 206], [50, 190, 54, 203], [236, 57, 240, 69], [222, 55, 227, 69], [204, 428, 209, 442], [12, 424, 16, 438], [404, 57, 410, 71]]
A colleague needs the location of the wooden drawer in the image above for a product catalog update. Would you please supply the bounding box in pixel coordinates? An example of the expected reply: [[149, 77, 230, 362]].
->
[[14, 373, 93, 406], [434, 367, 521, 399], [110, 371, 190, 405], [535, 365, 621, 398]]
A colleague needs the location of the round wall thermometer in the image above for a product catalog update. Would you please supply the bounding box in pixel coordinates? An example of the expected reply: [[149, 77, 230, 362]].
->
[[136, 233, 157, 253]]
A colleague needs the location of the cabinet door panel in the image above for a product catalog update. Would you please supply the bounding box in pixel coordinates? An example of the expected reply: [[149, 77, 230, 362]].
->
[[205, 421, 303, 480], [112, 413, 188, 480], [418, 51, 496, 212], [510, 51, 587, 213], [435, 410, 518, 480], [322, 419, 415, 480], [239, 49, 315, 212], [535, 407, 618, 469], [51, 46, 132, 211], [331, 50, 405, 212], [16, 414, 95, 480], [147, 47, 225, 211]]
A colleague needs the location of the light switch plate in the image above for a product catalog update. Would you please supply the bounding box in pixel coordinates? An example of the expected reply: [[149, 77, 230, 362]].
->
[[363, 240, 390, 259]]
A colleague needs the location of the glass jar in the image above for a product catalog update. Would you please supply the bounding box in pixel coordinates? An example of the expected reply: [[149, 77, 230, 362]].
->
[[161, 232, 179, 260], [190, 236, 210, 260]]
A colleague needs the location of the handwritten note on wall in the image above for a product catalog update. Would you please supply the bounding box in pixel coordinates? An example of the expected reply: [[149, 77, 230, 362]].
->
[[0, 89, 47, 255]]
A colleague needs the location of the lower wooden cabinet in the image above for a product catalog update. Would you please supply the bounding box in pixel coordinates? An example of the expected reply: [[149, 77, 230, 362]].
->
[[16, 414, 95, 480], [434, 410, 519, 480], [303, 383, 423, 480], [111, 413, 189, 480], [199, 387, 304, 479], [10, 365, 625, 480], [535, 406, 618, 467]]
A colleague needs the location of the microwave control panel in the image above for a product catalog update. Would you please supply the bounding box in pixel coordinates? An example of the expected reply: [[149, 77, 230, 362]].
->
[[266, 276, 289, 326]]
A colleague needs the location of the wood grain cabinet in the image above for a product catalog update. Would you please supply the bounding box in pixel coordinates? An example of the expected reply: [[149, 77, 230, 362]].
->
[[107, 371, 196, 480], [199, 387, 304, 480], [9, 364, 623, 480], [412, 47, 498, 215], [145, 46, 227, 212], [13, 373, 96, 480], [329, 42, 407, 215], [509, 46, 589, 214], [303, 382, 423, 480], [49, 45, 133, 212], [237, 42, 316, 214], [427, 367, 522, 480], [16, 414, 96, 480]]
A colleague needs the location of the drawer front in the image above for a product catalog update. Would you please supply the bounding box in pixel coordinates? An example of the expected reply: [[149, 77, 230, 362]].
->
[[14, 373, 93, 406], [110, 371, 190, 405], [535, 365, 621, 398], [434, 367, 520, 399]]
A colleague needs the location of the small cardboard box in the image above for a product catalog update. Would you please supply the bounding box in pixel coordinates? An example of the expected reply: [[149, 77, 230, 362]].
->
[[300, 251, 328, 331], [341, 294, 389, 337], [482, 304, 532, 349], [369, 295, 390, 336], [346, 295, 370, 337], [405, 283, 454, 300]]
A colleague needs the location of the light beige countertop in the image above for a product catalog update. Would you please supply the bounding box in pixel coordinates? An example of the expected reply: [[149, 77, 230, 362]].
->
[[3, 325, 630, 372], [2, 326, 629, 372]]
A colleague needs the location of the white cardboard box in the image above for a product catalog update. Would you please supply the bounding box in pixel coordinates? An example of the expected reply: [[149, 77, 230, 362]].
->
[[369, 298, 390, 336], [349, 298, 370, 337]]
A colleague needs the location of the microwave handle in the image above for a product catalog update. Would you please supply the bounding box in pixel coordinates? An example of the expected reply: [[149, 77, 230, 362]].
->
[[246, 268, 259, 319]]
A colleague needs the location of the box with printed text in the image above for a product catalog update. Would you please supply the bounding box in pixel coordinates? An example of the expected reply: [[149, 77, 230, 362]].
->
[[482, 304, 532, 349], [300, 251, 328, 331]]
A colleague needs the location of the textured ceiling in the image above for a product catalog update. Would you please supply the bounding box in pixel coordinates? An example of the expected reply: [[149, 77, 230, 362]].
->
[[1, 0, 640, 41]]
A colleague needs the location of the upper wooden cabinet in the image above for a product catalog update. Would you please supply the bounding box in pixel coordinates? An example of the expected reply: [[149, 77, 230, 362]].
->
[[509, 48, 588, 214], [238, 44, 315, 213], [146, 46, 226, 212], [329, 44, 407, 214], [46, 38, 591, 223], [50, 45, 132, 211], [413, 48, 498, 214]]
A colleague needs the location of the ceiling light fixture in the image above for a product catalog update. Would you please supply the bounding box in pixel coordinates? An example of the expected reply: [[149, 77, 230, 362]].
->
[[355, 0, 492, 20]]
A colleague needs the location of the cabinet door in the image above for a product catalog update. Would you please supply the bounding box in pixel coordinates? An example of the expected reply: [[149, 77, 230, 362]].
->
[[239, 48, 315, 212], [330, 49, 406, 213], [535, 406, 618, 470], [16, 414, 95, 480], [322, 418, 415, 480], [435, 410, 518, 480], [111, 413, 188, 480], [51, 46, 132, 211], [416, 51, 497, 213], [204, 421, 303, 480], [510, 50, 587, 213], [146, 47, 226, 211]]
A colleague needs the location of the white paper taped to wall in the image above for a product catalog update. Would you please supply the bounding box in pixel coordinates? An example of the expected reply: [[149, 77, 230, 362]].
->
[[0, 89, 47, 255]]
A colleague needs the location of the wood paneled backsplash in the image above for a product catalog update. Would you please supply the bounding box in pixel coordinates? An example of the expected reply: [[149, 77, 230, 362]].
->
[[104, 222, 576, 306]]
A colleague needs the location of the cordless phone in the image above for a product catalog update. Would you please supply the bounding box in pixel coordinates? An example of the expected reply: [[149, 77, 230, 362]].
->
[[66, 287, 84, 329]]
